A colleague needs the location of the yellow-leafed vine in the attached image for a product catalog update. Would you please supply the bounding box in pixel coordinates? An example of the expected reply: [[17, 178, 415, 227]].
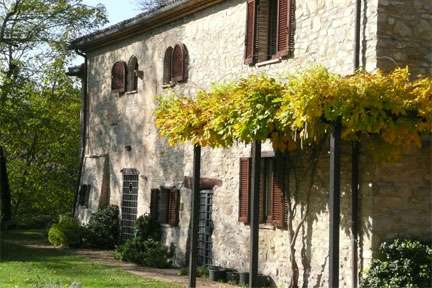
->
[[155, 66, 432, 156]]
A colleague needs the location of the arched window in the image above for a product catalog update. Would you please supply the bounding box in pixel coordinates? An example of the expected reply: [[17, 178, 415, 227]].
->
[[127, 56, 139, 92], [163, 46, 173, 85], [111, 61, 127, 94], [171, 43, 188, 82]]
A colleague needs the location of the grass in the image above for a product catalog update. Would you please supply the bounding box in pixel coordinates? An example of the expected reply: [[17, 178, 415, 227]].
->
[[0, 230, 180, 288]]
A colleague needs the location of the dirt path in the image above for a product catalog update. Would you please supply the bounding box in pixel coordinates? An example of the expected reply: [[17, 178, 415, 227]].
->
[[74, 249, 237, 288]]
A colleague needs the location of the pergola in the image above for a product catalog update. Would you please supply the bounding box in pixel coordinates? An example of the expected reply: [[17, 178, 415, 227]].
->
[[155, 66, 432, 288], [187, 125, 347, 288]]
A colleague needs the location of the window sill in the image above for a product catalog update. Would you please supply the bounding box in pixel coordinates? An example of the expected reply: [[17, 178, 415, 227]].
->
[[255, 57, 282, 67], [259, 223, 276, 230], [162, 83, 176, 89], [125, 90, 138, 95]]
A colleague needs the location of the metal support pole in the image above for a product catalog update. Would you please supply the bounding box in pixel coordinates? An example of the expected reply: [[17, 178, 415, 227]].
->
[[249, 141, 261, 288], [352, 0, 362, 286], [188, 145, 201, 288], [329, 121, 341, 288], [351, 141, 359, 288]]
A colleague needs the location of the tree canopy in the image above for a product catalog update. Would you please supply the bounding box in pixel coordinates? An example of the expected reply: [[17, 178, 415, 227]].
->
[[0, 0, 107, 221], [137, 0, 173, 12]]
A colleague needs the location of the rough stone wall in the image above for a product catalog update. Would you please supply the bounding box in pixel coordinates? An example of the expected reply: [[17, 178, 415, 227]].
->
[[368, 140, 432, 248], [377, 0, 432, 75], [77, 0, 431, 287]]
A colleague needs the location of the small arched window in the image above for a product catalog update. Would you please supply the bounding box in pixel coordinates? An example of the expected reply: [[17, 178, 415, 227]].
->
[[112, 61, 127, 94], [171, 43, 188, 82], [163, 47, 173, 85], [127, 56, 139, 92]]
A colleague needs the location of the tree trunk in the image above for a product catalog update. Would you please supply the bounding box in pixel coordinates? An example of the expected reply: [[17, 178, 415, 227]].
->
[[0, 146, 12, 227]]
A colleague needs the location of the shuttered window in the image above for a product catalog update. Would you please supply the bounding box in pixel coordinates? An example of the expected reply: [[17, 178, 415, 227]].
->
[[163, 47, 173, 85], [244, 0, 256, 65], [78, 184, 91, 207], [239, 158, 251, 224], [239, 155, 286, 228], [172, 43, 188, 82], [127, 56, 139, 92], [111, 61, 127, 94], [271, 154, 286, 228], [168, 188, 180, 226], [244, 0, 293, 64], [150, 187, 180, 226], [163, 44, 188, 85]]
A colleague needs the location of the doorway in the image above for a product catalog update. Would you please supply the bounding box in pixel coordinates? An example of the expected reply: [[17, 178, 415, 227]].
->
[[198, 189, 213, 266], [121, 169, 139, 241]]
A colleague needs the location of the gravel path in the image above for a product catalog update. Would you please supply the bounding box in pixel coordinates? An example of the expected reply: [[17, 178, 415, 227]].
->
[[74, 248, 237, 288]]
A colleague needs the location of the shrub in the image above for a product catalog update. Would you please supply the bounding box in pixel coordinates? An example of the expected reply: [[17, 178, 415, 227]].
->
[[82, 205, 120, 249], [134, 214, 161, 241], [48, 215, 81, 247], [115, 238, 172, 268], [48, 224, 66, 247], [361, 239, 432, 288]]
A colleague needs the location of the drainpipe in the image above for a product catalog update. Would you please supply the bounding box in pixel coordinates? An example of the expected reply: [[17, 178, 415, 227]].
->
[[352, 0, 362, 287], [71, 49, 88, 217]]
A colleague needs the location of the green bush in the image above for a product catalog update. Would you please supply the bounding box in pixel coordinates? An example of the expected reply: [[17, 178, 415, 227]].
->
[[134, 214, 161, 241], [361, 239, 432, 288], [48, 224, 66, 247], [48, 215, 81, 247], [115, 238, 172, 268], [82, 205, 120, 249]]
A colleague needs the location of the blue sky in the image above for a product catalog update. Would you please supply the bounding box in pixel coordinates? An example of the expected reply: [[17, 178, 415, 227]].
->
[[83, 0, 141, 27]]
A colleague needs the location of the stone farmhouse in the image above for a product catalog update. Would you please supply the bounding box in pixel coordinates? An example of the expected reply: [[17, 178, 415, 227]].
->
[[70, 0, 432, 287]]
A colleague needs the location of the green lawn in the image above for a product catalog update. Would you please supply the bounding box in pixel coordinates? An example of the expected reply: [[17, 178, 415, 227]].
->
[[0, 230, 179, 288]]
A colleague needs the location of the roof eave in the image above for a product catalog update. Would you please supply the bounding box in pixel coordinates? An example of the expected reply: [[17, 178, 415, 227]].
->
[[70, 0, 225, 52]]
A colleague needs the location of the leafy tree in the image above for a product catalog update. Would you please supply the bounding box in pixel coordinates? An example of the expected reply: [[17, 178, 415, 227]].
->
[[137, 0, 173, 12], [0, 1, 107, 221]]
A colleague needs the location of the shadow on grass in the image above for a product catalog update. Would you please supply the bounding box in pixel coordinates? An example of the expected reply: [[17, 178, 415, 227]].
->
[[0, 230, 178, 288]]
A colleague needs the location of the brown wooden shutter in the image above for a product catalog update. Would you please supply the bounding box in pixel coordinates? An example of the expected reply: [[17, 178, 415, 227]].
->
[[239, 158, 251, 224], [111, 61, 127, 94], [244, 0, 256, 65], [127, 56, 138, 92], [163, 47, 173, 84], [159, 188, 169, 224], [150, 189, 159, 221], [168, 188, 180, 226], [256, 0, 270, 63], [172, 43, 187, 82], [275, 0, 291, 58], [271, 154, 286, 228]]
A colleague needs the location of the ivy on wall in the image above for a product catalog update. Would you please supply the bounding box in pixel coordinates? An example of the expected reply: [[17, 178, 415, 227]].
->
[[155, 67, 432, 159]]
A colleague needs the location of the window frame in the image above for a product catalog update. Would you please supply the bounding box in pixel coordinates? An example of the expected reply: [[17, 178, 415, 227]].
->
[[244, 0, 294, 65], [78, 184, 91, 208], [111, 61, 127, 94], [239, 154, 286, 228], [126, 56, 139, 93], [150, 187, 180, 227], [162, 43, 188, 87]]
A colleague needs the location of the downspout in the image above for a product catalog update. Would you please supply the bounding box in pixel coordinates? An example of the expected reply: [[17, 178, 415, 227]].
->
[[72, 49, 88, 217], [352, 0, 362, 287]]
